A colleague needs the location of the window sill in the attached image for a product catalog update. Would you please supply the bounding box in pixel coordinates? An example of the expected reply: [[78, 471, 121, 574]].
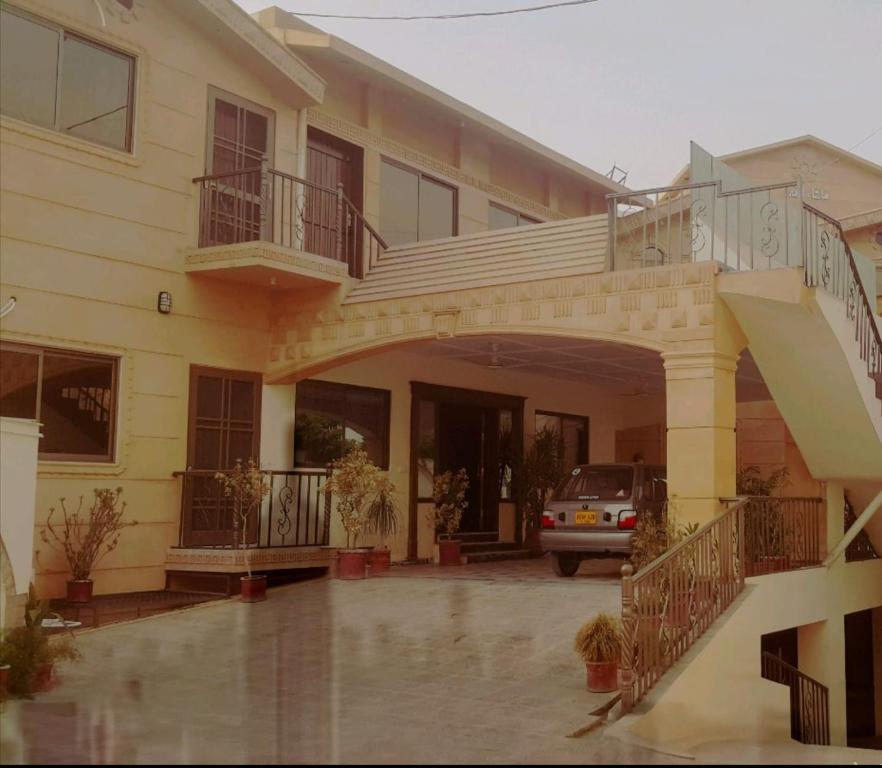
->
[[1, 115, 141, 168], [38, 458, 125, 477]]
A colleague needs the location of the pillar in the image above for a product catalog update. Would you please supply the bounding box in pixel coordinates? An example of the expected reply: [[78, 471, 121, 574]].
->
[[873, 607, 882, 737], [798, 619, 847, 746], [823, 481, 845, 559], [663, 348, 738, 526]]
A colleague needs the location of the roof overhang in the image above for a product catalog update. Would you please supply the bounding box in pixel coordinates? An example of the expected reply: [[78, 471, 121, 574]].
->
[[176, 0, 325, 108]]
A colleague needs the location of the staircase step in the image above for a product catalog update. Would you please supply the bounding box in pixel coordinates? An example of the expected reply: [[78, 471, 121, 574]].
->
[[463, 548, 532, 564], [459, 541, 523, 554], [454, 531, 500, 543]]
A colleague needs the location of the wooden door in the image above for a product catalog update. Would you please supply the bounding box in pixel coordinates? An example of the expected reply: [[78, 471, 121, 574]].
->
[[184, 366, 262, 547], [204, 89, 275, 246], [305, 127, 361, 261]]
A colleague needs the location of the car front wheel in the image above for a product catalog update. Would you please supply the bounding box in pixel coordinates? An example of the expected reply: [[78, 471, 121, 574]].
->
[[551, 552, 580, 577]]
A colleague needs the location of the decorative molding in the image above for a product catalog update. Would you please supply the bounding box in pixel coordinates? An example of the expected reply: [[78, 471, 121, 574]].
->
[[308, 109, 567, 222], [166, 545, 334, 572], [184, 242, 348, 280]]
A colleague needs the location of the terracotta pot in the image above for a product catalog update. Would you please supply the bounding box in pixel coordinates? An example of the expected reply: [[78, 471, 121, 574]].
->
[[368, 547, 391, 574], [438, 539, 462, 567], [337, 549, 369, 580], [0, 664, 9, 700], [32, 663, 55, 693], [66, 579, 93, 603], [585, 661, 619, 693], [240, 574, 267, 602], [525, 527, 543, 555]]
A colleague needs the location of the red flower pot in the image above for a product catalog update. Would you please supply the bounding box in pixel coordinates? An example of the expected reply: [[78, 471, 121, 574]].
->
[[32, 663, 55, 693], [0, 664, 9, 700], [66, 579, 93, 603], [525, 528, 543, 555], [586, 661, 619, 693], [337, 549, 369, 580], [240, 575, 267, 602], [368, 547, 391, 574], [438, 539, 462, 566]]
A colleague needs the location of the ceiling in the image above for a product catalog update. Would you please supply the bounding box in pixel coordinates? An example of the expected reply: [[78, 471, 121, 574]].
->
[[409, 334, 770, 401]]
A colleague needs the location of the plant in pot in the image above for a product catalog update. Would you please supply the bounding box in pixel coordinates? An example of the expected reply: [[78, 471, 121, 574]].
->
[[574, 613, 621, 693], [216, 458, 272, 602], [365, 488, 399, 573], [39, 488, 137, 603], [0, 588, 80, 697], [324, 447, 396, 580], [431, 468, 469, 566], [515, 425, 565, 554], [737, 464, 791, 572]]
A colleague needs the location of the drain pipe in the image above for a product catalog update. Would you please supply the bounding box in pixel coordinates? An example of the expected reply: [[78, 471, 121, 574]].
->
[[294, 108, 308, 251], [823, 489, 882, 567], [0, 296, 16, 319]]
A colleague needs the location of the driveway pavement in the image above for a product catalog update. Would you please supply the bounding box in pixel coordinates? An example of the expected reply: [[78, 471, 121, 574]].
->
[[1, 558, 681, 764]]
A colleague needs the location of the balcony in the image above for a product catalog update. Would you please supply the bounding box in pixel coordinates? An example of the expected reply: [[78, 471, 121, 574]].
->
[[185, 164, 387, 289]]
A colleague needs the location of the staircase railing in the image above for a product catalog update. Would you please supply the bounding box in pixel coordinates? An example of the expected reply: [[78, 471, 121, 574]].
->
[[802, 203, 882, 397], [619, 498, 747, 712], [620, 495, 825, 712], [193, 162, 387, 279], [761, 651, 830, 745]]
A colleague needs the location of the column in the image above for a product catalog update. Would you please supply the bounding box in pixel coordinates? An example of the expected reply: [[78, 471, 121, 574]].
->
[[663, 348, 738, 526], [798, 619, 847, 746]]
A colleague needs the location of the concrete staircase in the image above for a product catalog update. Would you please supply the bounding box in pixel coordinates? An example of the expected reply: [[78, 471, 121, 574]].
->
[[455, 532, 532, 564]]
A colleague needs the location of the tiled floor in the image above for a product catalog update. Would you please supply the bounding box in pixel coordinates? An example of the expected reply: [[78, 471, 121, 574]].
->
[[1, 558, 680, 765]]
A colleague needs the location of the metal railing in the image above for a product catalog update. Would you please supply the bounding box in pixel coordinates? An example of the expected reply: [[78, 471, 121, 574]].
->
[[607, 180, 799, 271], [803, 204, 882, 398], [193, 161, 387, 279], [734, 497, 824, 576], [175, 468, 331, 549], [620, 498, 747, 712], [620, 495, 825, 712], [844, 494, 880, 563], [761, 651, 830, 745]]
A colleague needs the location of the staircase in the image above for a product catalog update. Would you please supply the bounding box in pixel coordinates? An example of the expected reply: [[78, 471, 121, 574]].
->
[[455, 532, 531, 564]]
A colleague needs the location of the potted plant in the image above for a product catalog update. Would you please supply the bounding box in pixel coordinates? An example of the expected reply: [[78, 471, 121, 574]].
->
[[431, 469, 469, 566], [365, 488, 399, 573], [0, 588, 80, 696], [515, 425, 565, 553], [574, 613, 621, 693], [324, 447, 396, 580], [216, 458, 272, 602], [39, 488, 137, 603]]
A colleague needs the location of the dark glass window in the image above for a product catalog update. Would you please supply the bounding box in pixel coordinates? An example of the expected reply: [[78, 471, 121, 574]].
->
[[294, 380, 390, 469], [489, 202, 540, 230], [535, 411, 589, 471], [0, 7, 134, 151], [555, 466, 634, 502], [416, 399, 436, 499], [379, 158, 456, 246], [0, 343, 118, 461]]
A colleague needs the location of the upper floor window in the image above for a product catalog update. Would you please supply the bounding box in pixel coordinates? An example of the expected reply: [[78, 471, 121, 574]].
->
[[0, 342, 119, 462], [379, 158, 456, 246], [0, 7, 135, 152], [535, 410, 589, 471], [489, 202, 540, 230]]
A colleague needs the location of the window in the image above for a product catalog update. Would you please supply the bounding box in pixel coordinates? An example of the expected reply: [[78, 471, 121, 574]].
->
[[0, 343, 118, 461], [0, 7, 135, 151], [488, 202, 540, 230], [535, 411, 589, 471], [379, 158, 456, 246], [554, 465, 634, 502], [294, 380, 390, 469], [416, 400, 436, 498]]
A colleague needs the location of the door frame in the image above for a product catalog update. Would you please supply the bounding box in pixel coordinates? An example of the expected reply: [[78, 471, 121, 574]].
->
[[408, 381, 524, 560]]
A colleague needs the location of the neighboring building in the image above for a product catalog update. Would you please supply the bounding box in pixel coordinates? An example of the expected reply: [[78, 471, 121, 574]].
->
[[0, 0, 880, 754]]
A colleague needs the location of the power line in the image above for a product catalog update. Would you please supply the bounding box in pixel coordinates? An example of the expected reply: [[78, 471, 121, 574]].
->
[[847, 125, 882, 153], [285, 0, 599, 21]]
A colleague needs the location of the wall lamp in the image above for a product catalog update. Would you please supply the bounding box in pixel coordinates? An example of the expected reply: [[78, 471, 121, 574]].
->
[[157, 291, 172, 314]]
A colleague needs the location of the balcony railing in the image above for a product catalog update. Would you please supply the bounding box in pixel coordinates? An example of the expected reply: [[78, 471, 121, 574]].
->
[[761, 652, 830, 745], [175, 468, 331, 549], [607, 180, 800, 271], [193, 161, 387, 279], [620, 495, 824, 712]]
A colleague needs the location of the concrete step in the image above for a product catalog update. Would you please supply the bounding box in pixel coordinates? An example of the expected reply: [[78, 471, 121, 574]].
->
[[459, 541, 524, 554], [463, 548, 532, 564], [455, 531, 500, 543]]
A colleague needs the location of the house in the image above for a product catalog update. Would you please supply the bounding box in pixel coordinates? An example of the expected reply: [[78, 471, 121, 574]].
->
[[0, 0, 879, 754]]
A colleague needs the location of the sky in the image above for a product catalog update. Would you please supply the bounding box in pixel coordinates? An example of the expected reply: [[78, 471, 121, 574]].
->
[[234, 0, 882, 190]]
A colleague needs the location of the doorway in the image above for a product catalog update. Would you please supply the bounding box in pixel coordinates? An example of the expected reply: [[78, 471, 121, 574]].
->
[[845, 609, 877, 745], [183, 366, 262, 547], [305, 127, 363, 264]]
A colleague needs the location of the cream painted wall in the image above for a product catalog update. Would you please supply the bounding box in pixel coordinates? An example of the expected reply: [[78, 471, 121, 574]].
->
[[300, 347, 665, 561], [0, 0, 309, 597]]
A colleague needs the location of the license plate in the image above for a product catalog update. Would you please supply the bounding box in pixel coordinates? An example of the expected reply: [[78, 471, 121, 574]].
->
[[575, 511, 597, 525]]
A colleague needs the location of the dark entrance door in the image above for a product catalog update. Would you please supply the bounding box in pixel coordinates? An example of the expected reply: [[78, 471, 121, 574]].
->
[[184, 366, 262, 547], [437, 403, 500, 534], [306, 127, 363, 263], [845, 609, 877, 743]]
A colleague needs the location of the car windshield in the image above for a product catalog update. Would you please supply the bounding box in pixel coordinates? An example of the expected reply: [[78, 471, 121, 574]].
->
[[553, 466, 634, 501]]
